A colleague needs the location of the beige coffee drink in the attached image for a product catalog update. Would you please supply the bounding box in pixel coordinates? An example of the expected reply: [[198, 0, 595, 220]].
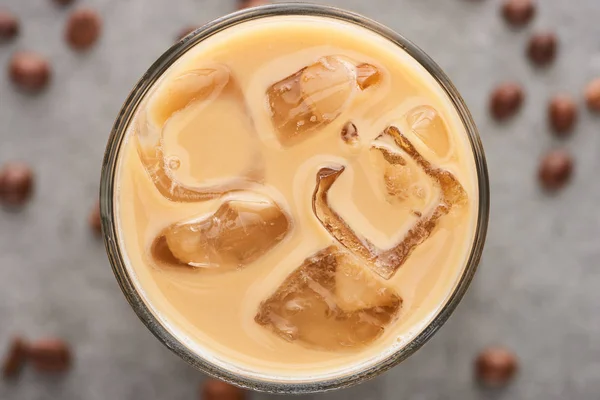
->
[[114, 14, 480, 379]]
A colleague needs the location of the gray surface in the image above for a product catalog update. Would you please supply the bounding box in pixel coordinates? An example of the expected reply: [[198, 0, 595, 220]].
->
[[1, 0, 599, 399]]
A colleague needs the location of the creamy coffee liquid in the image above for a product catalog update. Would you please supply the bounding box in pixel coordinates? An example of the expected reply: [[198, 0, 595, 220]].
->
[[115, 16, 479, 380]]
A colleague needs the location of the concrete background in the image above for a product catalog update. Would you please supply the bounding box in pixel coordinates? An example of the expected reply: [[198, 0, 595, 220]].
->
[[1, 0, 599, 399]]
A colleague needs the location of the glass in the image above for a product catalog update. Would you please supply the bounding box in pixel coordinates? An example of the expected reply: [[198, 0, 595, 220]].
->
[[99, 3, 490, 394]]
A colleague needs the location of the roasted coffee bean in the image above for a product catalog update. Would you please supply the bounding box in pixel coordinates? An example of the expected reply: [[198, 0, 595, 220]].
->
[[89, 202, 102, 235], [490, 82, 524, 120], [475, 347, 518, 387], [585, 78, 600, 112], [202, 379, 246, 400], [2, 337, 28, 379], [538, 149, 573, 191], [0, 10, 19, 40], [65, 8, 102, 50], [238, 0, 269, 10], [548, 95, 577, 135], [53, 0, 76, 6], [28, 339, 72, 373], [502, 0, 536, 27], [8, 52, 51, 92], [527, 32, 558, 67], [177, 25, 198, 41], [0, 162, 34, 206]]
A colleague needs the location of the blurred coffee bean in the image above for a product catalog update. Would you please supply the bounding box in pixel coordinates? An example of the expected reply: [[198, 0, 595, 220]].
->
[[65, 8, 102, 50], [548, 95, 577, 135], [0, 10, 19, 41], [8, 52, 51, 92], [475, 347, 518, 387], [177, 25, 198, 41], [89, 202, 102, 235], [538, 149, 573, 191], [0, 162, 34, 206], [202, 379, 246, 400], [502, 0, 535, 27], [29, 339, 72, 373], [490, 82, 524, 120], [2, 337, 28, 379], [527, 32, 558, 66], [585, 78, 600, 112], [53, 0, 76, 6], [238, 0, 269, 10]]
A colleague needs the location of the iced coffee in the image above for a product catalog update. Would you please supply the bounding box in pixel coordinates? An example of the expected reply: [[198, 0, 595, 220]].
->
[[113, 12, 481, 381]]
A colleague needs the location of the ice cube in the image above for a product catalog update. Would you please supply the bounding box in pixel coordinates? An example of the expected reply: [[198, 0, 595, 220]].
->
[[148, 66, 230, 127], [312, 166, 378, 264], [371, 145, 430, 206], [153, 194, 290, 269], [136, 64, 261, 202], [340, 121, 359, 145], [255, 246, 402, 350], [405, 105, 451, 158], [381, 126, 467, 205], [267, 56, 380, 146], [151, 236, 183, 267], [356, 63, 381, 90], [312, 126, 467, 279]]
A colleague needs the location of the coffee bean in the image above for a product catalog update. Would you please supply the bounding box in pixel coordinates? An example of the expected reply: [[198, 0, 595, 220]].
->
[[238, 0, 269, 10], [0, 10, 19, 41], [548, 95, 577, 135], [52, 0, 76, 6], [490, 83, 524, 120], [65, 8, 102, 50], [341, 122, 359, 144], [2, 337, 28, 379], [8, 52, 51, 92], [475, 347, 518, 387], [585, 78, 600, 112], [527, 32, 558, 67], [202, 379, 246, 400], [502, 0, 535, 27], [538, 149, 573, 191], [89, 201, 102, 235], [28, 339, 72, 373], [177, 25, 198, 41], [0, 163, 34, 207]]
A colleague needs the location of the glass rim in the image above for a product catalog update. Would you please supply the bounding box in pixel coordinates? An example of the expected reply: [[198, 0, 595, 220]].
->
[[100, 2, 490, 394]]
